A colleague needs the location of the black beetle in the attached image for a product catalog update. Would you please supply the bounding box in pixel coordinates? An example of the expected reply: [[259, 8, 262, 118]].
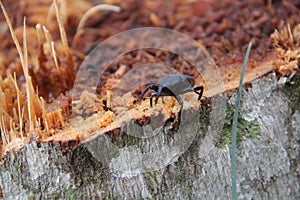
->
[[140, 74, 203, 123]]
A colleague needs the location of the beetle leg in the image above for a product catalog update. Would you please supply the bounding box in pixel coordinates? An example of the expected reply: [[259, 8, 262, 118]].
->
[[193, 86, 204, 100], [173, 94, 183, 126], [149, 92, 158, 107], [155, 86, 163, 105], [174, 94, 183, 112], [181, 87, 194, 94], [140, 84, 158, 99]]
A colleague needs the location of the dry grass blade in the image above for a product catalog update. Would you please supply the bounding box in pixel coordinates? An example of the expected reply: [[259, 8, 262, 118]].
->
[[42, 25, 53, 49], [76, 4, 121, 32], [51, 41, 59, 69], [1, 116, 8, 145], [0, 2, 34, 131], [0, 2, 49, 154], [35, 23, 44, 48], [54, 0, 69, 57], [13, 73, 23, 138], [41, 25, 59, 69], [0, 1, 25, 68], [23, 17, 33, 131]]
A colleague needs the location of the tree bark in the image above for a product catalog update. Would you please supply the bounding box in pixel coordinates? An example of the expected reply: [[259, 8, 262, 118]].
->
[[0, 72, 299, 199]]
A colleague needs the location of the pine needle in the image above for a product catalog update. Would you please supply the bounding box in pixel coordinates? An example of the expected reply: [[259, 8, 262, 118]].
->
[[231, 43, 252, 200]]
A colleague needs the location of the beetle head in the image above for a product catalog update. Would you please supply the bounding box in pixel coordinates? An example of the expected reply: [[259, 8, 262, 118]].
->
[[183, 75, 195, 87]]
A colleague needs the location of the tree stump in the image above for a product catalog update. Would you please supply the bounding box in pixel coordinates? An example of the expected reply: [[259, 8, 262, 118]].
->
[[0, 72, 299, 199]]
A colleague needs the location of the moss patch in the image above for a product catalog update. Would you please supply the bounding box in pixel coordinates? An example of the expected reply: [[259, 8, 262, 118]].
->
[[114, 133, 141, 148], [284, 72, 300, 112], [219, 104, 261, 148]]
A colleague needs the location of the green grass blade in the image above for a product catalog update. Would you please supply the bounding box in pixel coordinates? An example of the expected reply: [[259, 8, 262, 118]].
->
[[231, 43, 252, 200]]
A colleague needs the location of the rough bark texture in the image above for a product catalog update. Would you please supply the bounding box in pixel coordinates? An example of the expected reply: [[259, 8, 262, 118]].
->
[[0, 72, 299, 199]]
